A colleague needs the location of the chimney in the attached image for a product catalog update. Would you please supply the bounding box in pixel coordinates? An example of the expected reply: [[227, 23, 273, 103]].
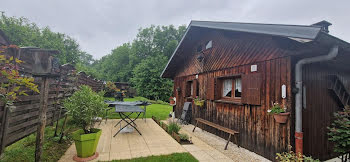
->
[[311, 20, 332, 33]]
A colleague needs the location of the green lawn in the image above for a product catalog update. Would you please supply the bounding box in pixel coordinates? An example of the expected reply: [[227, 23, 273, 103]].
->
[[110, 153, 198, 162], [0, 117, 79, 162], [106, 97, 172, 120]]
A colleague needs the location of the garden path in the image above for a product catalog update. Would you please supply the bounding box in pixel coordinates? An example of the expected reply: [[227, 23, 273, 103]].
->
[[59, 119, 186, 161]]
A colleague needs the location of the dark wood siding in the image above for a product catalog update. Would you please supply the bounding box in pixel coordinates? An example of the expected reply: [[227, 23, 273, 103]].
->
[[302, 62, 350, 160], [174, 30, 294, 77], [174, 57, 292, 160]]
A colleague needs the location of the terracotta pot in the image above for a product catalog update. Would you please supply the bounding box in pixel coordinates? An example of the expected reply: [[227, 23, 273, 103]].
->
[[273, 112, 290, 124]]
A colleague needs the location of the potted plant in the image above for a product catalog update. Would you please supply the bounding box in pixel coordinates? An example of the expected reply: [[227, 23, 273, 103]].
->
[[268, 102, 290, 124], [167, 121, 181, 135], [64, 85, 107, 160], [169, 97, 176, 105], [276, 145, 319, 161], [179, 133, 192, 145], [194, 96, 205, 107]]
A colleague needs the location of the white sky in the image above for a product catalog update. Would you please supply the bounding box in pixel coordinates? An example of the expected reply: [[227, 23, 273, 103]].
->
[[1, 0, 349, 59]]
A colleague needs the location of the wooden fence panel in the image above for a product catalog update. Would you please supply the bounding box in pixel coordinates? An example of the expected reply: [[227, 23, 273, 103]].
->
[[0, 47, 105, 150]]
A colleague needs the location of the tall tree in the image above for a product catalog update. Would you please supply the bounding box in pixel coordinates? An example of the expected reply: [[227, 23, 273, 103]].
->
[[93, 43, 132, 82], [131, 55, 172, 101], [0, 13, 82, 65], [92, 24, 186, 101]]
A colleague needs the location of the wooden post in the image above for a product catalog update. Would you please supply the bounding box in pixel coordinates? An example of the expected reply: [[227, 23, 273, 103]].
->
[[35, 76, 50, 162], [0, 103, 12, 157]]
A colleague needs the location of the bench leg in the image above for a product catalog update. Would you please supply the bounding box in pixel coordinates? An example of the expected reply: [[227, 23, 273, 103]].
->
[[192, 120, 198, 132], [225, 134, 232, 150]]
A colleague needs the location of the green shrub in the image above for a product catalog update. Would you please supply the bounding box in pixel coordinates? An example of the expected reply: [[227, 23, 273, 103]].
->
[[64, 85, 108, 134], [168, 121, 181, 135], [327, 106, 350, 156], [179, 133, 189, 141], [276, 146, 319, 162]]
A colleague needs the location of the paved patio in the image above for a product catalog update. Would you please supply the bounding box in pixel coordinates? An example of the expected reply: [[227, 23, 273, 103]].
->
[[163, 119, 234, 162], [59, 119, 186, 161]]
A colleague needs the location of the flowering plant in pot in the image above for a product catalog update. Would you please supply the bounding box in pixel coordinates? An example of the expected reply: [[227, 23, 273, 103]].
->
[[169, 97, 176, 105], [194, 96, 205, 107], [268, 102, 290, 124], [64, 85, 108, 160]]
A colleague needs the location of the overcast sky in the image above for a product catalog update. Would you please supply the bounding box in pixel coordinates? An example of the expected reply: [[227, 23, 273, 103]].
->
[[1, 0, 349, 59]]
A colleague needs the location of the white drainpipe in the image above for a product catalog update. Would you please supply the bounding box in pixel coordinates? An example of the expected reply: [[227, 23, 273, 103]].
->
[[294, 45, 338, 155]]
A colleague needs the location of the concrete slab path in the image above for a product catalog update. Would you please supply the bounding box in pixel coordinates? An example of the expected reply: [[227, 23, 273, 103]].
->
[[59, 119, 186, 162]]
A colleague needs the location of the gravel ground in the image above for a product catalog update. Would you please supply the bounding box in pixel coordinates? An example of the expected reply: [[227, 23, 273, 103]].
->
[[181, 124, 271, 162]]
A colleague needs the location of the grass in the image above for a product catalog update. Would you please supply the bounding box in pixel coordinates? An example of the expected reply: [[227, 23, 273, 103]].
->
[[109, 153, 198, 162], [0, 117, 79, 162], [106, 97, 172, 120]]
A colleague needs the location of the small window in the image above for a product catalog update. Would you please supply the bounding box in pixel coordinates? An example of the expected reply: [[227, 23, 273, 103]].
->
[[190, 82, 193, 96], [220, 77, 242, 101], [196, 81, 199, 96], [205, 40, 212, 49], [186, 81, 193, 97]]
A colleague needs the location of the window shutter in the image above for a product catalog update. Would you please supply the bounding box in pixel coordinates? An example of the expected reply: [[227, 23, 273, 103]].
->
[[182, 82, 186, 97], [214, 78, 222, 100], [206, 78, 215, 100], [242, 73, 262, 105]]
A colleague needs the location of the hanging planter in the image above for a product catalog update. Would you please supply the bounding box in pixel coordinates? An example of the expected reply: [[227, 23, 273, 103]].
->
[[194, 100, 204, 107], [268, 102, 290, 124], [194, 97, 205, 107], [273, 112, 290, 124]]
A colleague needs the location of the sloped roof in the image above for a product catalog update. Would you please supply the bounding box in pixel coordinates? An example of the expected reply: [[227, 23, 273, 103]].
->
[[161, 20, 350, 78], [190, 21, 321, 40]]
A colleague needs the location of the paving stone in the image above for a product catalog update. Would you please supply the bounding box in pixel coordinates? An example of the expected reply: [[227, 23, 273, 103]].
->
[[59, 119, 187, 161]]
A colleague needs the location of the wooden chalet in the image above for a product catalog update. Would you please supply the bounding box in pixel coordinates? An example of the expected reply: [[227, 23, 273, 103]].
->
[[161, 20, 350, 160]]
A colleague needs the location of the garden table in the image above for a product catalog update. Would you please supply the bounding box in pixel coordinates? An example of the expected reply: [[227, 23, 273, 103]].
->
[[113, 105, 145, 137], [105, 101, 150, 122], [105, 101, 151, 137]]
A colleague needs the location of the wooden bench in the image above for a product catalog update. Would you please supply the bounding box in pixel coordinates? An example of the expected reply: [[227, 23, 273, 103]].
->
[[192, 118, 240, 150]]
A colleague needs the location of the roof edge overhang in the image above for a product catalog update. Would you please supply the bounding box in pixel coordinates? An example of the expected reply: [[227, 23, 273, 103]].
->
[[160, 21, 193, 79]]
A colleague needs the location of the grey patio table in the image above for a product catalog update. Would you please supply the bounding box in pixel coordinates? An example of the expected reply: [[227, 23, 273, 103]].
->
[[113, 105, 144, 137], [105, 101, 150, 121], [105, 101, 151, 137]]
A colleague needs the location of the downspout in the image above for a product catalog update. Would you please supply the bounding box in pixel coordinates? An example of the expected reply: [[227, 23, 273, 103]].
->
[[294, 45, 338, 155]]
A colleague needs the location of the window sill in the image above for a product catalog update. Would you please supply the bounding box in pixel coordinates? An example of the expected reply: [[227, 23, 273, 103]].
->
[[214, 100, 243, 105]]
